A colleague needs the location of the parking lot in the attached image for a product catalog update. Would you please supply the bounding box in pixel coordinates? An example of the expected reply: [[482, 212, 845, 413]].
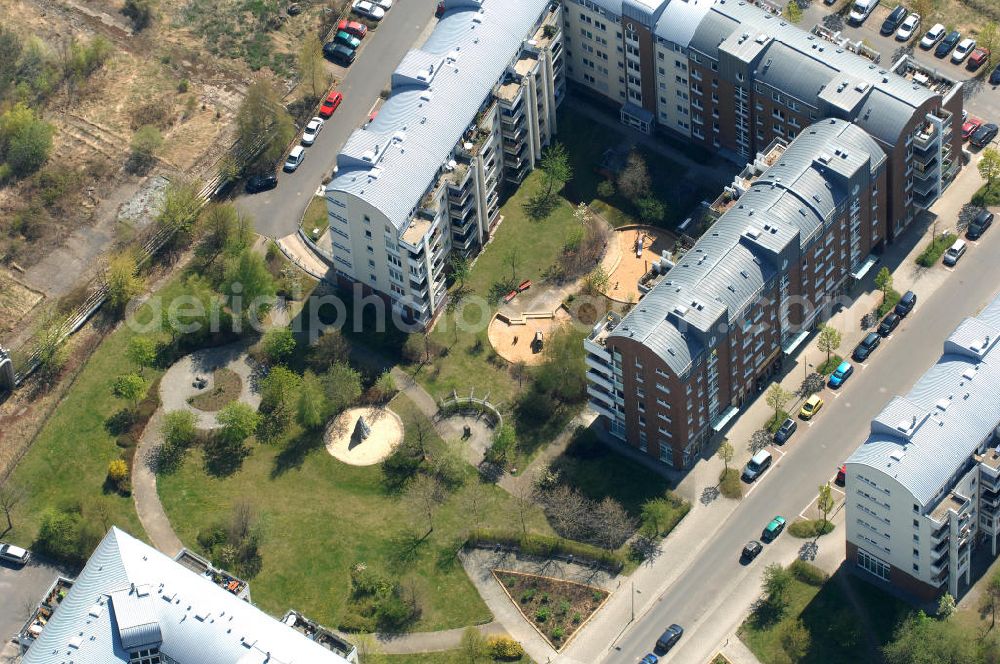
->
[[799, 0, 1000, 127], [0, 558, 62, 647]]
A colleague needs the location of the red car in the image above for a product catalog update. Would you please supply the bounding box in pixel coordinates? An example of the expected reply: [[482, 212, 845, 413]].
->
[[319, 91, 343, 119], [337, 19, 367, 39], [962, 117, 983, 140], [836, 465, 846, 486], [968, 47, 990, 70]]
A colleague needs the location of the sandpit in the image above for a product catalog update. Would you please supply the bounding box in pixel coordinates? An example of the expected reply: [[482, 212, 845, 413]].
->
[[488, 307, 573, 366], [605, 227, 676, 303], [325, 407, 404, 466]]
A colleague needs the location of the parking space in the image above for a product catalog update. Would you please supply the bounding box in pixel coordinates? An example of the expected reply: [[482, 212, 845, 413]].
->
[[0, 558, 62, 643]]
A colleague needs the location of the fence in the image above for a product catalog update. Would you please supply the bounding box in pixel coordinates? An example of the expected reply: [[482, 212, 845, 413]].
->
[[438, 391, 504, 429]]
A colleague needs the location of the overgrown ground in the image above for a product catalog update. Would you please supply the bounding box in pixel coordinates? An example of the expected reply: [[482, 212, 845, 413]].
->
[[496, 570, 608, 649]]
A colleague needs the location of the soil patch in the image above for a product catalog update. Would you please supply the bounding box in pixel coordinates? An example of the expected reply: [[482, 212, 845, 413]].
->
[[187, 368, 242, 412], [494, 569, 609, 651]]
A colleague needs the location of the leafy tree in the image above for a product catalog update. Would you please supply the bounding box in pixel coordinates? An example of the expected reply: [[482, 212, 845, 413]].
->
[[0, 103, 54, 178], [778, 618, 810, 662], [487, 423, 516, 467], [217, 401, 260, 446], [368, 371, 397, 404], [297, 370, 328, 430], [980, 148, 1000, 188], [981, 570, 1000, 627], [33, 312, 68, 382], [224, 249, 276, 326], [883, 611, 977, 664], [586, 265, 610, 295], [535, 326, 587, 405], [129, 124, 162, 173], [637, 196, 666, 224], [261, 327, 296, 364], [640, 497, 671, 536], [459, 626, 490, 663], [126, 336, 157, 375], [0, 27, 22, 100], [260, 365, 300, 411], [766, 384, 793, 424], [617, 150, 651, 200], [783, 0, 802, 22], [937, 592, 956, 619], [539, 142, 572, 198], [448, 254, 471, 291], [200, 203, 251, 261], [762, 563, 793, 613], [323, 361, 362, 415], [161, 410, 197, 448], [112, 372, 146, 411], [35, 507, 101, 566], [122, 0, 155, 30], [817, 324, 841, 364], [157, 178, 203, 240], [817, 483, 835, 527], [297, 34, 328, 101], [236, 79, 295, 171], [716, 440, 734, 473], [979, 22, 998, 62], [874, 266, 893, 296], [106, 252, 144, 314]]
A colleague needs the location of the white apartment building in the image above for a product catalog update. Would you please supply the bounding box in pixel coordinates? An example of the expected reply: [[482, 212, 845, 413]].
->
[[322, 0, 564, 328], [845, 293, 1000, 600]]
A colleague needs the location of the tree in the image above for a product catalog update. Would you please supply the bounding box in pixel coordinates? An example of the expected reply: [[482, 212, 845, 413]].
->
[[817, 324, 842, 364], [0, 103, 54, 178], [487, 423, 516, 467], [937, 592, 956, 619], [911, 0, 934, 21], [783, 0, 802, 23], [766, 384, 793, 424], [596, 178, 615, 198], [637, 196, 666, 224], [799, 372, 825, 398], [716, 440, 734, 474], [260, 365, 300, 411], [323, 362, 363, 415], [981, 571, 1000, 628], [592, 497, 636, 549], [534, 326, 587, 405], [979, 22, 998, 62], [750, 429, 772, 454], [762, 563, 793, 613], [297, 34, 328, 101], [539, 142, 572, 198], [448, 254, 471, 291], [157, 178, 203, 240], [0, 481, 24, 533], [200, 203, 251, 261], [586, 265, 610, 295], [217, 401, 260, 446], [617, 150, 651, 200], [297, 370, 328, 430], [112, 373, 146, 412], [504, 247, 521, 284], [980, 148, 1000, 189], [126, 336, 157, 375], [309, 329, 351, 370], [874, 266, 893, 296], [883, 611, 977, 664], [161, 410, 197, 448], [817, 483, 835, 527], [641, 497, 671, 537], [236, 79, 295, 172], [368, 371, 397, 404], [261, 327, 296, 364], [407, 474, 444, 536], [122, 0, 155, 30], [106, 252, 144, 314], [224, 249, 276, 326], [459, 626, 490, 663], [33, 312, 68, 382], [778, 618, 810, 662], [129, 124, 162, 173]]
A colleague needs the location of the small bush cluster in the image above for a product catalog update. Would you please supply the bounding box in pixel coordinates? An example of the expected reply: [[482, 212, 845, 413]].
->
[[466, 529, 625, 571], [788, 519, 835, 539], [790, 559, 829, 586], [487, 635, 525, 660], [338, 561, 419, 632], [915, 233, 957, 268]]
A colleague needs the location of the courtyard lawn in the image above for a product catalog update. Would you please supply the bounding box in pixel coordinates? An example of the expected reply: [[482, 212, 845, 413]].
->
[[157, 392, 554, 632]]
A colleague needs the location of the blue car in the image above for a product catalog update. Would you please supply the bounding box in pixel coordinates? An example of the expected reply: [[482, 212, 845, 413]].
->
[[641, 655, 659, 664], [828, 360, 854, 388]]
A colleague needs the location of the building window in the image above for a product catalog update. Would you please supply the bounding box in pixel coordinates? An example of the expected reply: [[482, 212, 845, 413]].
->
[[857, 548, 890, 581], [659, 442, 673, 466], [130, 650, 162, 664], [639, 430, 647, 452], [912, 563, 919, 572], [913, 504, 919, 513]]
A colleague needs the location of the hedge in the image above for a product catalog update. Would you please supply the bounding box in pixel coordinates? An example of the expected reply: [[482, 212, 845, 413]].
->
[[788, 519, 835, 539], [790, 559, 829, 586], [915, 232, 957, 268], [466, 529, 625, 571]]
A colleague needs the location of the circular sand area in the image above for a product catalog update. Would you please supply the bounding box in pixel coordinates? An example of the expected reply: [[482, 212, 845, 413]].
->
[[325, 407, 404, 466]]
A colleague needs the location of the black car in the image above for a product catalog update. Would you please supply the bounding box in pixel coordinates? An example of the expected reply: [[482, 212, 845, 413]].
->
[[971, 123, 999, 148], [880, 5, 907, 35], [741, 540, 764, 561], [323, 41, 356, 66], [967, 210, 994, 240], [245, 173, 278, 193], [852, 332, 881, 362], [774, 418, 798, 444], [935, 31, 961, 58], [655, 624, 684, 653], [878, 312, 900, 337], [895, 290, 917, 317], [991, 63, 1000, 85]]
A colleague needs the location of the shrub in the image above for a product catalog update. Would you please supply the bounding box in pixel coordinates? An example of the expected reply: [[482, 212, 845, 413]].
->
[[916, 233, 957, 268], [34, 506, 103, 567], [107, 458, 129, 492], [551, 625, 565, 640], [877, 288, 902, 318], [788, 519, 836, 539], [790, 559, 829, 586], [572, 612, 582, 624], [521, 589, 536, 603], [535, 606, 550, 622], [122, 0, 155, 30], [719, 468, 742, 499], [488, 635, 525, 660], [466, 529, 625, 571]]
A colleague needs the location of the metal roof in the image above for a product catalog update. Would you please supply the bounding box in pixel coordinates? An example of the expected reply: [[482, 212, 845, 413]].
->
[[653, 0, 714, 46], [609, 119, 882, 374], [847, 293, 1000, 507], [327, 0, 551, 230], [22, 528, 348, 664]]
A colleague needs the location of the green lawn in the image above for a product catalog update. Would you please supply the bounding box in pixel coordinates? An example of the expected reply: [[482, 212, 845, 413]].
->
[[300, 195, 329, 241], [973, 180, 1000, 207], [157, 392, 554, 632]]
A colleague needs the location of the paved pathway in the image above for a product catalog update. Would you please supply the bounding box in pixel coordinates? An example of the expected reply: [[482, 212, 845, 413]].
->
[[133, 408, 184, 557], [375, 622, 508, 654], [159, 342, 261, 429]]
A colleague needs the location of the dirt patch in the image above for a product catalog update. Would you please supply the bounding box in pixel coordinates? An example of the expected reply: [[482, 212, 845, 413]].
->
[[187, 367, 242, 412], [0, 273, 44, 335], [487, 308, 573, 367], [494, 569, 609, 651], [606, 226, 677, 303]]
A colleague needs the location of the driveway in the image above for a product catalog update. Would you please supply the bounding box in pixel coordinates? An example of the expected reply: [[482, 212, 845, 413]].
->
[[238, 0, 441, 238], [0, 557, 65, 644]]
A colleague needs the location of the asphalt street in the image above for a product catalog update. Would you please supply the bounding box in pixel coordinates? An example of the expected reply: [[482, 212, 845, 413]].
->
[[238, 0, 441, 238], [608, 226, 1000, 662]]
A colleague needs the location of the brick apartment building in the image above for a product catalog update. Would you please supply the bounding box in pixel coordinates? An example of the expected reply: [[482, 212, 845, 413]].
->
[[586, 118, 886, 467], [322, 0, 564, 327], [845, 294, 1000, 601]]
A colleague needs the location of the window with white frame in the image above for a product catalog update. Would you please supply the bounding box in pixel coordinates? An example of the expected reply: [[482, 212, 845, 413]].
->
[[857, 548, 890, 581]]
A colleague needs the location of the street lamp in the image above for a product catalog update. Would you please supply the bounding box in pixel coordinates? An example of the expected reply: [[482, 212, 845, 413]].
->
[[803, 357, 813, 380]]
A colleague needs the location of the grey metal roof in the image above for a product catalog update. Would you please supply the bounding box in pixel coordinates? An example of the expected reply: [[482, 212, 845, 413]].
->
[[687, 9, 740, 59], [623, 0, 670, 26], [609, 119, 882, 375], [653, 0, 714, 46], [327, 0, 551, 230], [23, 528, 348, 664], [847, 293, 1000, 507], [755, 42, 830, 108]]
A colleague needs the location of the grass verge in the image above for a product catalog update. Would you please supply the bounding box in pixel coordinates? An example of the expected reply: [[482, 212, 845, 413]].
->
[[816, 355, 842, 376], [915, 232, 957, 267], [720, 468, 742, 499], [300, 195, 329, 241]]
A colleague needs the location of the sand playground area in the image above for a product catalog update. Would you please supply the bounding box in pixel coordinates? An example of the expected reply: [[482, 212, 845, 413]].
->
[[325, 407, 404, 466]]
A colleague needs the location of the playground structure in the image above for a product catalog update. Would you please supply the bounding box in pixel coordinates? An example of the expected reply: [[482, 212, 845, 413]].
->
[[325, 406, 404, 466]]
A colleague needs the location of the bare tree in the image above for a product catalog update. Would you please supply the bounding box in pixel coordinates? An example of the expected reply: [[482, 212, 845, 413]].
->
[[463, 480, 494, 531], [408, 475, 444, 537], [0, 482, 24, 533], [592, 497, 636, 550], [513, 476, 537, 539], [617, 150, 651, 200], [539, 484, 589, 540]]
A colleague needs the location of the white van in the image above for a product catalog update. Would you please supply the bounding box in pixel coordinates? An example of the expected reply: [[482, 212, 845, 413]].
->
[[943, 239, 967, 266], [848, 0, 879, 24]]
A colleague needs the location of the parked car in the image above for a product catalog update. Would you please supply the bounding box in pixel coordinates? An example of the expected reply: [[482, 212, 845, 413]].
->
[[774, 418, 798, 444], [641, 655, 659, 664], [245, 173, 278, 194], [971, 123, 999, 148], [935, 30, 961, 58], [852, 332, 882, 361], [337, 19, 368, 38], [895, 13, 920, 40], [319, 90, 343, 118], [799, 394, 824, 419], [991, 63, 1000, 85], [742, 540, 764, 561], [952, 38, 977, 64], [963, 117, 983, 140], [968, 47, 991, 70], [967, 210, 994, 240], [301, 117, 324, 146], [848, 0, 879, 24], [836, 464, 847, 486], [762, 516, 786, 542], [352, 0, 385, 20], [373, 0, 393, 9], [880, 5, 907, 36], [334, 30, 361, 50], [742, 449, 773, 483], [0, 542, 30, 565], [655, 624, 684, 653], [323, 42, 356, 66], [942, 238, 967, 266], [895, 290, 917, 317], [283, 145, 305, 172], [920, 23, 945, 49], [828, 360, 854, 388], [878, 312, 900, 337]]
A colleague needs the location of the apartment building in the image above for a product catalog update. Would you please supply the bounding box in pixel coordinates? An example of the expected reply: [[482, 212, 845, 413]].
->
[[845, 295, 1000, 601], [322, 0, 564, 327], [20, 528, 352, 664], [585, 118, 886, 467], [566, 0, 963, 238]]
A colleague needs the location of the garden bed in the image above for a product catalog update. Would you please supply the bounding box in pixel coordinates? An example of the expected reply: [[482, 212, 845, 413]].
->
[[188, 368, 242, 412], [494, 569, 609, 650]]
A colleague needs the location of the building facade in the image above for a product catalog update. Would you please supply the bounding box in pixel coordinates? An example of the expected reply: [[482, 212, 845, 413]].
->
[[322, 0, 564, 328], [586, 119, 886, 468], [845, 294, 1000, 601]]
